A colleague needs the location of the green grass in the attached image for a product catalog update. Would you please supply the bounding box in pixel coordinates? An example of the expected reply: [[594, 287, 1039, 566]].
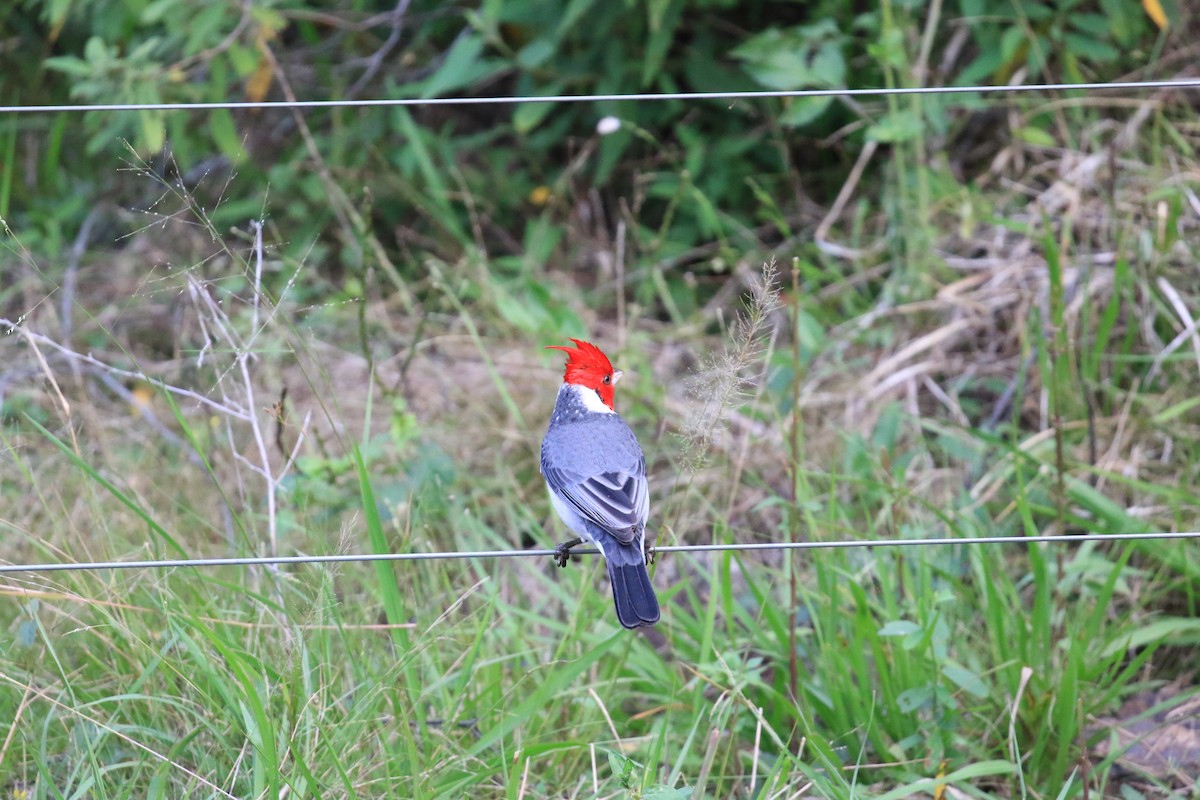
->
[[4, 220, 1200, 799], [3, 291, 1197, 799]]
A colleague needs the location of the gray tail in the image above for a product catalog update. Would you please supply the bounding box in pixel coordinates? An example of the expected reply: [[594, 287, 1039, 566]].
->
[[601, 540, 660, 629]]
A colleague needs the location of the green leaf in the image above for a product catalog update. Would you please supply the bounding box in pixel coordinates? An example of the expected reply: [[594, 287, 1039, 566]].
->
[[1152, 395, 1200, 424], [421, 33, 487, 98], [1063, 32, 1120, 63], [897, 685, 934, 712], [942, 664, 989, 698], [492, 283, 543, 333], [732, 22, 845, 91], [355, 446, 409, 651], [878, 620, 921, 637], [1015, 125, 1056, 147], [1065, 476, 1148, 533], [516, 37, 556, 70], [867, 110, 923, 143], [44, 56, 93, 78], [874, 762, 1017, 800], [522, 215, 564, 268], [226, 42, 258, 76], [138, 110, 166, 155], [594, 127, 632, 184], [209, 108, 245, 161], [84, 36, 111, 64], [1102, 617, 1200, 657], [642, 0, 683, 86], [1071, 12, 1111, 37], [867, 26, 906, 70], [779, 96, 834, 128], [513, 82, 566, 134], [605, 748, 637, 785], [999, 25, 1027, 66], [556, 0, 600, 37]]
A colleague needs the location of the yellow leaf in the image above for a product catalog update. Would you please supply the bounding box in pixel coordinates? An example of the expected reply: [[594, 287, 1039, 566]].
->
[[528, 185, 552, 206], [1143, 0, 1168, 29], [245, 26, 279, 103], [933, 759, 948, 800], [130, 383, 155, 416], [245, 59, 274, 103]]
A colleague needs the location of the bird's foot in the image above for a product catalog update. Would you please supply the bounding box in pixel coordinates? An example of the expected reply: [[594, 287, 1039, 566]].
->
[[643, 541, 656, 565], [554, 537, 583, 568]]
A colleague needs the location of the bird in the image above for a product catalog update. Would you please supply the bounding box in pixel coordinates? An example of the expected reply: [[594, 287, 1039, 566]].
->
[[540, 339, 660, 629]]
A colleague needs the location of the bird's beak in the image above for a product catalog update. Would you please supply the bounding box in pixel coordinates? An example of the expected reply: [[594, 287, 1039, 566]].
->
[[612, 369, 624, 385]]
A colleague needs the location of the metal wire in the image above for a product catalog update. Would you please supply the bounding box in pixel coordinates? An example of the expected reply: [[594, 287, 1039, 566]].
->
[[1, 531, 1195, 574], [2, 78, 1199, 115]]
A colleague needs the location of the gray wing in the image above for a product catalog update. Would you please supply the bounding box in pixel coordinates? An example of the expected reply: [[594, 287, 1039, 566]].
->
[[543, 458, 649, 544]]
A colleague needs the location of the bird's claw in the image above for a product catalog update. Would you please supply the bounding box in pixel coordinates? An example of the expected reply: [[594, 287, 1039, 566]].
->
[[553, 538, 582, 568], [644, 542, 656, 566]]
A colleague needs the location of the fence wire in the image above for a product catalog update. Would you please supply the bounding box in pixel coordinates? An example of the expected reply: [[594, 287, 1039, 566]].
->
[[2, 78, 1199, 115], [1, 532, 1196, 574]]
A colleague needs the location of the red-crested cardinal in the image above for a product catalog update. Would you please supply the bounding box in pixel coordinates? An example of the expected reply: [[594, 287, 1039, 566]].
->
[[541, 339, 660, 628]]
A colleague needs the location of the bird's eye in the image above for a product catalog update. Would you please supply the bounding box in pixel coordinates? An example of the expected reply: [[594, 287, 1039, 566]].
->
[[602, 375, 611, 385]]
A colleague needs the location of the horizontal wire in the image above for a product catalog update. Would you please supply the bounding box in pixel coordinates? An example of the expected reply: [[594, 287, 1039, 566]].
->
[[1, 531, 1195, 574], [2, 78, 1199, 115]]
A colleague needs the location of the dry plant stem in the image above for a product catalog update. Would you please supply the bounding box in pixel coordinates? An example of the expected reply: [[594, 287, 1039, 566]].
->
[[0, 679, 34, 769], [15, 326, 80, 456], [185, 225, 313, 557], [230, 224, 311, 555], [516, 757, 531, 800], [750, 708, 763, 796], [168, 0, 253, 74], [680, 260, 781, 465], [345, 0, 413, 99], [0, 320, 246, 419], [724, 328, 778, 522], [452, 163, 487, 252], [258, 42, 355, 252], [693, 727, 720, 798], [1008, 666, 1034, 799], [663, 261, 781, 544], [1154, 277, 1200, 382], [4, 223, 311, 559], [788, 262, 802, 706], [240, 223, 278, 554], [913, 0, 943, 88], [815, 140, 884, 260], [587, 686, 622, 749], [60, 206, 102, 348]]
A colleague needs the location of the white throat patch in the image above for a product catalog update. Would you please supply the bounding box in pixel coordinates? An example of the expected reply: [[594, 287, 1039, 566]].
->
[[570, 382, 616, 414]]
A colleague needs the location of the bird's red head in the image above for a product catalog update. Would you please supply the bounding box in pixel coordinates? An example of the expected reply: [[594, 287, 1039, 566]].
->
[[546, 338, 621, 410]]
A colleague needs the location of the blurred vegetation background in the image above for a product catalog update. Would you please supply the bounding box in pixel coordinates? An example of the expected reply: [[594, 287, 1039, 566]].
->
[[2, 0, 1199, 798]]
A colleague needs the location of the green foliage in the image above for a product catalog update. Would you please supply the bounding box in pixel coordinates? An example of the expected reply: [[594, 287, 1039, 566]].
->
[[732, 20, 846, 127], [957, 0, 1157, 85], [2, 0, 1170, 317]]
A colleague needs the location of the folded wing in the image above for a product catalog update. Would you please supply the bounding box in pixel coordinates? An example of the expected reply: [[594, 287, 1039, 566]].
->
[[543, 463, 649, 544]]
